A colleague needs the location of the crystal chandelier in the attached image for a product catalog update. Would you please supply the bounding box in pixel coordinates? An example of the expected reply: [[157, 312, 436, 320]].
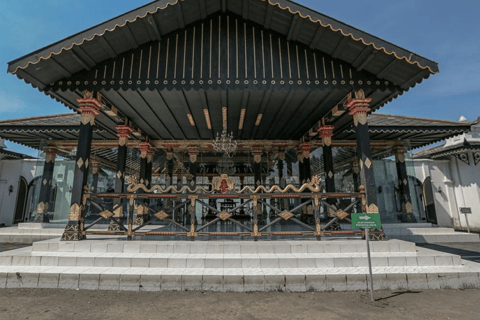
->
[[213, 130, 237, 155], [216, 154, 236, 175]]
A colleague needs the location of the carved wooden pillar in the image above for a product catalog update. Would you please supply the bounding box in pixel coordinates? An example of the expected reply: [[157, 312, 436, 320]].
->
[[345, 90, 385, 240], [35, 147, 57, 223], [298, 143, 311, 183], [319, 126, 335, 193], [352, 160, 362, 213], [62, 91, 101, 241], [135, 142, 154, 225], [166, 151, 174, 186], [253, 147, 263, 186], [91, 159, 100, 193], [188, 146, 198, 186], [277, 150, 285, 186], [297, 150, 305, 184], [394, 146, 416, 222], [107, 125, 131, 231]]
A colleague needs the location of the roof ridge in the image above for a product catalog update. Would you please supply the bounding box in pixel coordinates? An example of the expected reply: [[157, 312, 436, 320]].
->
[[0, 113, 77, 125]]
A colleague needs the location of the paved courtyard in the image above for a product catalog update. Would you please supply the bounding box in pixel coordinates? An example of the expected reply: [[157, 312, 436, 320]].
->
[[0, 288, 479, 320]]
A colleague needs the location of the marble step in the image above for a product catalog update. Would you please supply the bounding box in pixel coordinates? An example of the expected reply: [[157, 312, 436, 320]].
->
[[0, 234, 61, 244], [32, 240, 417, 254], [389, 234, 480, 243], [0, 250, 462, 268], [386, 228, 457, 235], [1, 265, 479, 292]]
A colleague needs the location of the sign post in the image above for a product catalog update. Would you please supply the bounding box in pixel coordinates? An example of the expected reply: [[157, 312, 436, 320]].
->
[[352, 213, 382, 302], [460, 208, 472, 233]]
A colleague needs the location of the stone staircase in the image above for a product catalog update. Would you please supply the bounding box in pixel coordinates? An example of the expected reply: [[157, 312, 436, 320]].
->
[[0, 239, 479, 292]]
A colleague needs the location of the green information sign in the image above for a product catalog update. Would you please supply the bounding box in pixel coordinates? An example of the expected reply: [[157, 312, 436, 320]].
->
[[351, 213, 382, 229]]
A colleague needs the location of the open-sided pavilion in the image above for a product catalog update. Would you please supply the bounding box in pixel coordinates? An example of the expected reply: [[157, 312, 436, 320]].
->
[[6, 0, 471, 243]]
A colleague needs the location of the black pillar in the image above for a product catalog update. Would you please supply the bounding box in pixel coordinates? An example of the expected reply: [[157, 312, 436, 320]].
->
[[323, 145, 335, 193], [91, 160, 100, 193], [277, 156, 284, 186], [254, 162, 262, 186], [253, 148, 263, 186], [135, 144, 154, 225], [35, 147, 57, 223], [108, 143, 128, 231], [303, 157, 311, 182], [323, 144, 341, 229], [395, 146, 416, 222], [62, 96, 98, 241], [352, 160, 362, 213], [346, 91, 385, 240]]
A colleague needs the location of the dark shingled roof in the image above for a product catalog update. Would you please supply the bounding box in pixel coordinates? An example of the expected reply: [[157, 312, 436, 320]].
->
[[0, 149, 35, 160]]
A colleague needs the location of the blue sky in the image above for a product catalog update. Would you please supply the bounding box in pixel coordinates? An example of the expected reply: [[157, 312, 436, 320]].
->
[[1, 0, 479, 156]]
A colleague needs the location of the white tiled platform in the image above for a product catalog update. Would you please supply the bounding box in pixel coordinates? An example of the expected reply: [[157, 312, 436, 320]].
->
[[381, 224, 480, 243], [0, 239, 479, 292], [0, 223, 64, 243]]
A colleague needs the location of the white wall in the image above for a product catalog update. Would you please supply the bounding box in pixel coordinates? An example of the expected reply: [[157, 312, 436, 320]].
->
[[414, 153, 480, 229], [0, 159, 37, 226]]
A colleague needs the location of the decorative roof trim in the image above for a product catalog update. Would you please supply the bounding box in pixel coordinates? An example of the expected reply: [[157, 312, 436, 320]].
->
[[0, 113, 76, 125], [266, 0, 436, 74], [8, 0, 437, 75], [371, 113, 479, 126]]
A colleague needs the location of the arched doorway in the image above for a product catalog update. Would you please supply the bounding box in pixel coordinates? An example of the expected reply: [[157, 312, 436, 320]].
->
[[422, 177, 438, 224], [25, 176, 41, 222], [13, 176, 28, 224]]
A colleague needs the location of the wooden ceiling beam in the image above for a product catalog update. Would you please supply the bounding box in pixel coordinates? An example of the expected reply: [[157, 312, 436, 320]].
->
[[264, 4, 274, 29], [242, 0, 249, 20], [176, 3, 186, 29], [97, 37, 117, 59], [286, 15, 300, 41], [146, 15, 162, 41], [122, 25, 139, 49], [331, 37, 349, 59], [309, 25, 326, 49], [199, 0, 207, 19], [48, 58, 72, 78], [69, 49, 93, 71]]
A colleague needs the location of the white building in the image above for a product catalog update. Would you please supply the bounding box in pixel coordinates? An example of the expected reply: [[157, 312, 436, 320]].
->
[[414, 118, 480, 230], [0, 139, 38, 226]]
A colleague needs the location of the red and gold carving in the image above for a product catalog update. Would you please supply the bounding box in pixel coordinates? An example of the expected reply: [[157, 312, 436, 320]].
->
[[214, 174, 235, 194], [344, 90, 372, 127], [77, 91, 103, 126], [116, 125, 133, 146], [100, 210, 114, 220], [44, 147, 57, 163], [154, 211, 169, 221], [298, 143, 311, 160], [318, 126, 335, 147], [113, 205, 123, 218], [91, 160, 100, 175], [252, 146, 263, 164], [218, 211, 232, 221], [313, 218, 324, 237], [335, 210, 349, 220], [68, 203, 83, 221], [36, 202, 48, 214], [188, 146, 199, 163], [395, 146, 406, 163], [140, 142, 153, 159]]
